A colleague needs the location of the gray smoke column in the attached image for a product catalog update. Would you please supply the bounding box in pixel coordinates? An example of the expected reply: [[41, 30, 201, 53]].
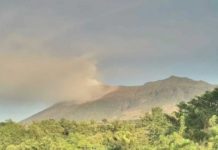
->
[[0, 53, 114, 103]]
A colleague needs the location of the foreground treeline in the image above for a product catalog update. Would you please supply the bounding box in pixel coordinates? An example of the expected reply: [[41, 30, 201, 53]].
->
[[1, 89, 218, 150]]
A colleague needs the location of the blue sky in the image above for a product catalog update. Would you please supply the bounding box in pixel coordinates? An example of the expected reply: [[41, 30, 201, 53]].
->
[[0, 0, 218, 121]]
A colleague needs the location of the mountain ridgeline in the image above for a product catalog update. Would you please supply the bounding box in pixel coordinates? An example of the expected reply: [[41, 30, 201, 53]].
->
[[24, 76, 216, 122]]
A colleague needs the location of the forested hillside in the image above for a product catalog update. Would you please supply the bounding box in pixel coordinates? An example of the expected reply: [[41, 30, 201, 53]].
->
[[1, 89, 218, 150]]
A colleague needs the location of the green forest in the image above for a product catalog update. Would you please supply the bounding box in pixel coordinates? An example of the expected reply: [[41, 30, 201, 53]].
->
[[1, 88, 218, 150]]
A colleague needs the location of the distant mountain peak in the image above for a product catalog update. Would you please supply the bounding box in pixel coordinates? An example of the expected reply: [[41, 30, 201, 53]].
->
[[167, 75, 191, 80], [168, 75, 184, 79], [144, 76, 196, 86], [164, 75, 211, 85], [23, 76, 215, 123]]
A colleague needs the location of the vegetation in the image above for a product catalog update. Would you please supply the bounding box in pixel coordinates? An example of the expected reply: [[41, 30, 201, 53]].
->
[[1, 88, 218, 150]]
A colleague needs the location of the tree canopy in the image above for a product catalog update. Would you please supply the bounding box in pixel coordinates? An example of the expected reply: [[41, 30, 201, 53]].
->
[[1, 88, 218, 149]]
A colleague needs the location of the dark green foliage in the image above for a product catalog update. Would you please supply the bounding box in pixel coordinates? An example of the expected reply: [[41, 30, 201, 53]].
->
[[177, 88, 218, 141]]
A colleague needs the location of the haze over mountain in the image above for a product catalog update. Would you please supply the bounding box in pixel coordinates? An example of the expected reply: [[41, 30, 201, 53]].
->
[[24, 76, 216, 123]]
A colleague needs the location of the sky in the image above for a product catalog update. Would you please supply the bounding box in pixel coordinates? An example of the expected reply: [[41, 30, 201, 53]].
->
[[0, 0, 218, 121]]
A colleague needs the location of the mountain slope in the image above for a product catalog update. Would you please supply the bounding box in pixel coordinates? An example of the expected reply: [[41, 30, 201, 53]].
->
[[23, 76, 216, 122]]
